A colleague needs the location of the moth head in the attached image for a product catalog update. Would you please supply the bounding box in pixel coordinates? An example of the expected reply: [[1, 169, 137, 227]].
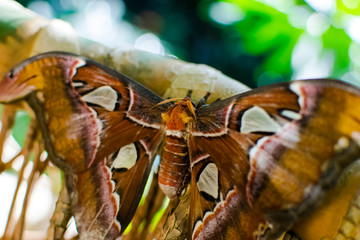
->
[[161, 98, 196, 130]]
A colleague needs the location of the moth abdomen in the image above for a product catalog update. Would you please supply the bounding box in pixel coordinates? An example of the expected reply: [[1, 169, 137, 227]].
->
[[158, 135, 190, 199]]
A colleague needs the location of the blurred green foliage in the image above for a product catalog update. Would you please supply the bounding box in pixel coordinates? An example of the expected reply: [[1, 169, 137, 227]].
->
[[12, 0, 360, 88], [232, 2, 303, 82], [113, 0, 360, 87]]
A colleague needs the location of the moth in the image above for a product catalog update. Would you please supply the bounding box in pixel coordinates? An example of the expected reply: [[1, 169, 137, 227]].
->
[[1, 52, 360, 240]]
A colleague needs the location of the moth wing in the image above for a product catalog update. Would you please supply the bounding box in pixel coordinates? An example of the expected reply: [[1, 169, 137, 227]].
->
[[63, 55, 169, 237], [158, 141, 266, 240], [189, 141, 266, 240], [0, 52, 168, 238], [70, 135, 163, 238], [112, 136, 164, 231], [71, 55, 169, 161], [193, 79, 360, 237]]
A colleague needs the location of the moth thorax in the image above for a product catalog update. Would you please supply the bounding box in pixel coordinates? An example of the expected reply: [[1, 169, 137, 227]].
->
[[162, 99, 196, 131]]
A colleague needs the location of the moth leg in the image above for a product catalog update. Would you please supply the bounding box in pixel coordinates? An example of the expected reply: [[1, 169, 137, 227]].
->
[[282, 231, 302, 240], [186, 89, 193, 98], [196, 92, 211, 107], [200, 96, 221, 107]]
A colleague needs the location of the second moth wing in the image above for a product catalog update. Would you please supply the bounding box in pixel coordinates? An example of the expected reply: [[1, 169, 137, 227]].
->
[[192, 79, 360, 238]]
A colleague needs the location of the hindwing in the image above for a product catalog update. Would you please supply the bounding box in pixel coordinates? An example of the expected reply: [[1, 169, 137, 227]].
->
[[189, 149, 266, 240]]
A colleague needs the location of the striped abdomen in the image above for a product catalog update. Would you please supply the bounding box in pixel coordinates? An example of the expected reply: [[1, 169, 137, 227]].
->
[[158, 134, 190, 199]]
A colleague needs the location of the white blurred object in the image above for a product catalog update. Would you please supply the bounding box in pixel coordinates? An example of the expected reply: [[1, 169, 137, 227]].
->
[[134, 33, 165, 55]]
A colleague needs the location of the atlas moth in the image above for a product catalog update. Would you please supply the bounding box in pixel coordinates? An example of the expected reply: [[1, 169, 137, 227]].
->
[[1, 52, 360, 240]]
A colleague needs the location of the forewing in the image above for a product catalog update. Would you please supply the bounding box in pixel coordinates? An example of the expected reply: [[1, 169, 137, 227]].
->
[[70, 56, 168, 161], [193, 79, 360, 237], [0, 52, 167, 238]]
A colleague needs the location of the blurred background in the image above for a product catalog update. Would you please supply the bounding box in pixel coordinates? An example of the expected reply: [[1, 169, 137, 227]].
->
[[14, 0, 360, 88], [1, 0, 360, 238]]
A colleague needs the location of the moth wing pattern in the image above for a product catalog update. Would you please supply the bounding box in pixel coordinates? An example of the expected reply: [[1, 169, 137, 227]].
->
[[189, 143, 266, 240], [192, 79, 360, 238], [0, 52, 169, 238], [2, 52, 360, 240]]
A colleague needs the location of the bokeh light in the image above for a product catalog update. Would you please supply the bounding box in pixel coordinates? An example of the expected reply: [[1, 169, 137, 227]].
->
[[208, 1, 244, 25]]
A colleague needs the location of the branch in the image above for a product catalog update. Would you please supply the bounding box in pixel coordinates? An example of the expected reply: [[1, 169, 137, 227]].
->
[[0, 0, 250, 105]]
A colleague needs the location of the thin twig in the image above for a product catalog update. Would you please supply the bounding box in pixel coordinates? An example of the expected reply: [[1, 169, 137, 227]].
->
[[13, 140, 42, 240], [2, 150, 29, 239], [0, 105, 17, 172], [2, 119, 39, 239]]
